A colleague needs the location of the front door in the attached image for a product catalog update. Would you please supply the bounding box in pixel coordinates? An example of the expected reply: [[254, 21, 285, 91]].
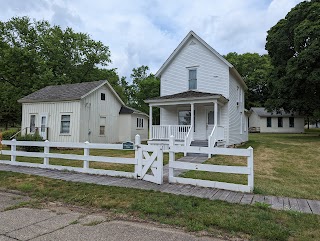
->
[[40, 114, 48, 140], [206, 107, 215, 139]]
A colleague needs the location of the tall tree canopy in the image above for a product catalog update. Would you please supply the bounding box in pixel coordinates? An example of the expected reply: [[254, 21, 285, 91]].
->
[[265, 0, 320, 116], [224, 52, 272, 109], [128, 65, 160, 124], [0, 16, 114, 127]]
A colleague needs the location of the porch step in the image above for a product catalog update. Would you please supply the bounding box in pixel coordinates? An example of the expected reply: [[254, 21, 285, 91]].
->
[[188, 140, 209, 157], [190, 140, 208, 147]]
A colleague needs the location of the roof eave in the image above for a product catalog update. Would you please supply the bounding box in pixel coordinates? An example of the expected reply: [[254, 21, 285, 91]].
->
[[155, 31, 233, 78], [18, 98, 81, 103], [145, 95, 228, 104]]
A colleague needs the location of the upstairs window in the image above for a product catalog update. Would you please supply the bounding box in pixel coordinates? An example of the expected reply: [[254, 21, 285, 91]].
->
[[188, 69, 197, 90], [101, 93, 106, 101], [289, 117, 294, 128], [267, 117, 272, 127], [278, 117, 283, 128]]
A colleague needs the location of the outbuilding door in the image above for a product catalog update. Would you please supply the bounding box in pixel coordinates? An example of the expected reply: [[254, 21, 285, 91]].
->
[[40, 114, 48, 140]]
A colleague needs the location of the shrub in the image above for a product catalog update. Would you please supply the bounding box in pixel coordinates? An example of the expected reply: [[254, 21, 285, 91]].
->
[[16, 133, 44, 152], [1, 129, 19, 140]]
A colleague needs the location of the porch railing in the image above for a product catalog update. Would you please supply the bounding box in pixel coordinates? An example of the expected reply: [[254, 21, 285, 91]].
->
[[184, 125, 193, 156], [208, 125, 225, 157], [151, 125, 191, 140]]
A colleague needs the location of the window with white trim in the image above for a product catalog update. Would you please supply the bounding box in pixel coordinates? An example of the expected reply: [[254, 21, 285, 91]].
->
[[101, 93, 106, 100], [137, 118, 144, 128], [188, 69, 197, 90], [60, 115, 71, 134], [30, 115, 36, 133], [99, 116, 106, 135]]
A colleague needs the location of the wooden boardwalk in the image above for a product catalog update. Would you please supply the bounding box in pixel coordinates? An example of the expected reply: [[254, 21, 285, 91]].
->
[[0, 163, 319, 215]]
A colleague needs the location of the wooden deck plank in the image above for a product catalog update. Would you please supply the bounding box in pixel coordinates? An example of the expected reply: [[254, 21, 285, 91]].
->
[[307, 200, 320, 215], [297, 199, 312, 214], [283, 197, 290, 210], [264, 196, 272, 205], [217, 190, 232, 201], [240, 194, 254, 205], [288, 198, 300, 212], [252, 195, 265, 204], [230, 192, 244, 204], [271, 196, 284, 210], [203, 188, 219, 199], [210, 190, 224, 200], [225, 191, 238, 202]]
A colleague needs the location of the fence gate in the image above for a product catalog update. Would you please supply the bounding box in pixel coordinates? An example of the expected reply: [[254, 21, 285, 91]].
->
[[136, 144, 163, 184]]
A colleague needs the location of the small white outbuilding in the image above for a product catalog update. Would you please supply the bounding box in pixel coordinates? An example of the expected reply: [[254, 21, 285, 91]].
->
[[248, 107, 304, 133], [18, 80, 149, 143]]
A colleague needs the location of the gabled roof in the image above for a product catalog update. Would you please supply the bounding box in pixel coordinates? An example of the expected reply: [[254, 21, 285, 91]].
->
[[145, 90, 228, 103], [155, 30, 247, 89], [251, 107, 303, 117], [119, 106, 149, 117], [18, 80, 124, 105]]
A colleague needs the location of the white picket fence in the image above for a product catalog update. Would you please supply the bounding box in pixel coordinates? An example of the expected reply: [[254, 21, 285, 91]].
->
[[168, 136, 254, 193], [0, 135, 254, 192], [0, 139, 138, 178]]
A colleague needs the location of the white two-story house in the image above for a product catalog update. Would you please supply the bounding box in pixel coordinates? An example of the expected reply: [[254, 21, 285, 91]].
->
[[145, 31, 248, 147]]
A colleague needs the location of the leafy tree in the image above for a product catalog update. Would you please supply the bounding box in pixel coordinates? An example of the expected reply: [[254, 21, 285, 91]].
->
[[129, 66, 160, 124], [265, 0, 320, 117], [224, 52, 273, 109], [0, 16, 113, 127]]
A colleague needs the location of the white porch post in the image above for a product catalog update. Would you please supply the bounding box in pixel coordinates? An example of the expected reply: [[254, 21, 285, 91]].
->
[[149, 105, 153, 140], [214, 101, 218, 126], [191, 103, 194, 140]]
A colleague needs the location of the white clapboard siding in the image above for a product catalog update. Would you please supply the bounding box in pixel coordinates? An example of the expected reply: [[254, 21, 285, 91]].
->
[[79, 84, 122, 143], [160, 36, 229, 98], [21, 101, 81, 142], [228, 74, 248, 145]]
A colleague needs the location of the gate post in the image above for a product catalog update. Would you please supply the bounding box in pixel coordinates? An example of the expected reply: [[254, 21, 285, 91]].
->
[[169, 135, 175, 183], [83, 141, 90, 169], [157, 145, 163, 184], [11, 139, 16, 163], [135, 134, 141, 179], [44, 140, 50, 167], [247, 146, 254, 192]]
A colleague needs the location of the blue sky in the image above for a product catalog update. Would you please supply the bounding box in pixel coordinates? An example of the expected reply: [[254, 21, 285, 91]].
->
[[0, 0, 304, 80]]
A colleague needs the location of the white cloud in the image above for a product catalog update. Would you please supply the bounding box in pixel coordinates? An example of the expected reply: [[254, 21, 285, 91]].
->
[[0, 0, 304, 80]]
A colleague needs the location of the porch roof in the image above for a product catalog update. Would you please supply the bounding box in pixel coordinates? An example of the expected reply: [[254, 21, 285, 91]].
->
[[145, 90, 228, 106]]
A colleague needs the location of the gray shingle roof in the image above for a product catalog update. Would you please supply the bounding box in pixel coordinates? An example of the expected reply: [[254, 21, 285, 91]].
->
[[18, 80, 106, 103], [119, 106, 149, 117], [146, 90, 226, 101], [251, 107, 301, 117]]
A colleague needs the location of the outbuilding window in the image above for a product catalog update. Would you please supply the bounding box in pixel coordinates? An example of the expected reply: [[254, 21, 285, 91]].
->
[[267, 117, 272, 127], [99, 116, 106, 135], [137, 118, 144, 128], [101, 93, 106, 100], [30, 115, 36, 132], [60, 115, 71, 134], [289, 117, 294, 128], [278, 117, 283, 128]]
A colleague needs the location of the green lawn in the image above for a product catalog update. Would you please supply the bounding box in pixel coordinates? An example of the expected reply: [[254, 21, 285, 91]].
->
[[0, 171, 319, 241], [183, 130, 320, 200]]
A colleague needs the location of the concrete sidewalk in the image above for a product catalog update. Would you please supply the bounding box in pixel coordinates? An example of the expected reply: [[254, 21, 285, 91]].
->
[[0, 191, 224, 241]]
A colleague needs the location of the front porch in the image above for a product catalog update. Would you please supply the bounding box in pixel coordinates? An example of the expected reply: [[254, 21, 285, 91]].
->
[[145, 91, 228, 148]]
